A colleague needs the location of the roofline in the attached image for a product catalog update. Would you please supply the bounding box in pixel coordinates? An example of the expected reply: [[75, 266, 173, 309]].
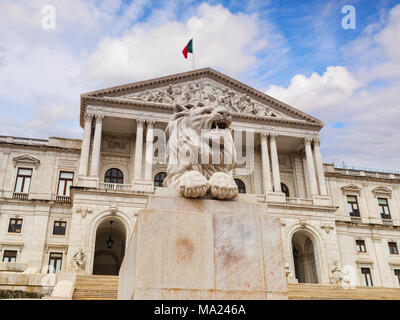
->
[[80, 67, 323, 128]]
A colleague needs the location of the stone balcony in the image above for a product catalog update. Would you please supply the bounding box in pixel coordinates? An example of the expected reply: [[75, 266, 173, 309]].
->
[[257, 194, 332, 208], [98, 182, 132, 192]]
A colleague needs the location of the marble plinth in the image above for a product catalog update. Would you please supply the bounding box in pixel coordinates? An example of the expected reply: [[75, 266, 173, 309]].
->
[[118, 188, 288, 300]]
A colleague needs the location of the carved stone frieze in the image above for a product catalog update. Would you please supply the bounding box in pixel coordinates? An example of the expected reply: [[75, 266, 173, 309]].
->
[[101, 134, 131, 154], [120, 79, 287, 119]]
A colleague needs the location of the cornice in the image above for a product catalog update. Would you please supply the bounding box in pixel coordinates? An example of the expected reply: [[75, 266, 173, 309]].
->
[[82, 96, 323, 131], [0, 142, 81, 154], [335, 220, 400, 230], [325, 172, 400, 184], [80, 67, 324, 129]]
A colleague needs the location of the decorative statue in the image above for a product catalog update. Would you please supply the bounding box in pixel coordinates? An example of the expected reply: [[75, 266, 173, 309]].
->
[[71, 249, 87, 272], [329, 260, 349, 286], [163, 101, 238, 200]]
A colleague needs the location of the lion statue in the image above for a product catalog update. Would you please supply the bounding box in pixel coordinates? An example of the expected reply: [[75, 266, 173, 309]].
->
[[163, 103, 238, 200]]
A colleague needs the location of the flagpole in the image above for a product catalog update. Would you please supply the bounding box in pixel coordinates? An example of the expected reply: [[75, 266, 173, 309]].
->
[[192, 39, 195, 70]]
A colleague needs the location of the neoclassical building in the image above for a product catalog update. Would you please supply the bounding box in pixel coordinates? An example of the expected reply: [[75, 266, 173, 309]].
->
[[1, 68, 400, 290]]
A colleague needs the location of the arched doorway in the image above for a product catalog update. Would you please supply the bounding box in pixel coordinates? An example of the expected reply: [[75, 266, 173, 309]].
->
[[292, 231, 319, 283], [234, 178, 246, 194], [93, 219, 126, 275]]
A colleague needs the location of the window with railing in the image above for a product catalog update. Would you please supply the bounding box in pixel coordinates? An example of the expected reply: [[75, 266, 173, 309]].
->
[[105, 168, 123, 184], [57, 172, 73, 197], [347, 195, 360, 217], [14, 168, 32, 194], [378, 198, 391, 220]]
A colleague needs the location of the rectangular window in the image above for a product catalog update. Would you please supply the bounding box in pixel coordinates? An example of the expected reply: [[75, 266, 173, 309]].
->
[[395, 270, 400, 287], [389, 242, 399, 255], [53, 221, 67, 236], [14, 168, 32, 193], [361, 267, 373, 287], [57, 172, 74, 197], [8, 218, 23, 233], [356, 240, 366, 253], [347, 195, 360, 217], [2, 250, 17, 262], [378, 198, 391, 220], [48, 252, 63, 274]]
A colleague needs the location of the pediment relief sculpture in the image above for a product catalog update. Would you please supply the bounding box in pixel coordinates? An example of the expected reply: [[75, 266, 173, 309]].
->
[[102, 134, 131, 154], [120, 79, 286, 119]]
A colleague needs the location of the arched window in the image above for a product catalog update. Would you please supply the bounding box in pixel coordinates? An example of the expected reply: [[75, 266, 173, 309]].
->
[[281, 183, 290, 197], [104, 168, 124, 184], [154, 172, 166, 187], [234, 178, 246, 194]]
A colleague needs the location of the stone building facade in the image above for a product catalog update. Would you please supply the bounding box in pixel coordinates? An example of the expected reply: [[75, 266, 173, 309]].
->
[[0, 68, 399, 288]]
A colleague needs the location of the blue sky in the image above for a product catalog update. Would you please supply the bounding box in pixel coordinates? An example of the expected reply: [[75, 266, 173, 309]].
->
[[0, 0, 399, 170]]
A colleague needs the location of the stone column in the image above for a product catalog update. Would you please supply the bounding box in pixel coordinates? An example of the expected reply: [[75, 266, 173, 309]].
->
[[269, 134, 281, 192], [90, 114, 104, 177], [260, 133, 272, 193], [144, 120, 155, 181], [133, 119, 145, 181], [304, 137, 318, 196], [79, 113, 93, 176], [313, 138, 328, 195]]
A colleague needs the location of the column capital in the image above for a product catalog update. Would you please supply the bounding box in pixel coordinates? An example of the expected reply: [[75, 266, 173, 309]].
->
[[269, 133, 278, 141], [313, 137, 321, 146], [94, 114, 104, 123], [136, 119, 145, 128], [146, 120, 155, 128], [304, 137, 313, 146], [260, 132, 268, 142], [84, 113, 94, 122]]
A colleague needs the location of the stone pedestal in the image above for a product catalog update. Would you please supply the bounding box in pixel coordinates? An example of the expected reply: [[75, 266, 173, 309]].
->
[[118, 189, 288, 300]]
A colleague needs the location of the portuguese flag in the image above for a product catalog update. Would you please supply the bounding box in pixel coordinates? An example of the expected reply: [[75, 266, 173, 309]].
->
[[182, 39, 193, 59]]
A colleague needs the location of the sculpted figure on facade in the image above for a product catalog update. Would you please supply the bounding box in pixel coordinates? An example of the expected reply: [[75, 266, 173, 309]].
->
[[71, 249, 87, 272], [329, 260, 349, 286], [163, 99, 238, 200], [124, 80, 283, 119]]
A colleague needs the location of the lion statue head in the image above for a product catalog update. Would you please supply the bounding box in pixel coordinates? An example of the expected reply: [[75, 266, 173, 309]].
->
[[163, 103, 238, 200]]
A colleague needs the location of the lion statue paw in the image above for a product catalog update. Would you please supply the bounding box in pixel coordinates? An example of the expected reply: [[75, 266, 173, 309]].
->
[[178, 170, 209, 198], [208, 172, 239, 200]]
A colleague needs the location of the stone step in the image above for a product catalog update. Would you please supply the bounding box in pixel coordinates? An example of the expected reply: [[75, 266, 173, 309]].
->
[[288, 283, 400, 300], [72, 275, 119, 300]]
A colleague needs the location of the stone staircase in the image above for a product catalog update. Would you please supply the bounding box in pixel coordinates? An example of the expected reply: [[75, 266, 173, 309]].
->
[[288, 283, 400, 300], [72, 275, 118, 300], [70, 275, 400, 300]]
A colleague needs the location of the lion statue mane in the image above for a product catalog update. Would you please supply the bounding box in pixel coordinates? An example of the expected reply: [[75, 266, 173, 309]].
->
[[163, 102, 239, 200]]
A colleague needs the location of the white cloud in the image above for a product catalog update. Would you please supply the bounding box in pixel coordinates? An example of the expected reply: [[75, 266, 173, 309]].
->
[[266, 66, 361, 113], [85, 3, 267, 86], [264, 4, 400, 170]]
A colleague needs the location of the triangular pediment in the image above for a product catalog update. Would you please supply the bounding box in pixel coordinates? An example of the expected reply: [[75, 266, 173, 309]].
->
[[13, 155, 40, 168], [80, 68, 323, 129], [341, 184, 361, 194]]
